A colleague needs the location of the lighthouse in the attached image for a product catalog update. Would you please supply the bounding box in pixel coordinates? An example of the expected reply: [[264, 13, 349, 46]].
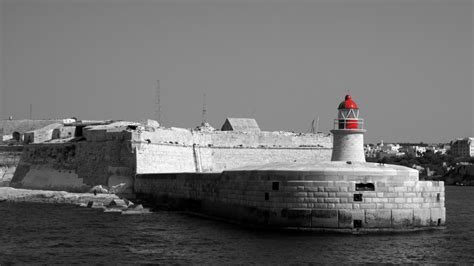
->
[[330, 94, 366, 162]]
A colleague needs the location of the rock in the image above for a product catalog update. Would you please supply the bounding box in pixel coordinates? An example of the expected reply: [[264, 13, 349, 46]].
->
[[107, 199, 128, 209], [109, 183, 127, 194], [104, 208, 123, 213], [87, 201, 105, 209], [90, 185, 108, 194], [129, 204, 144, 210], [122, 204, 150, 215]]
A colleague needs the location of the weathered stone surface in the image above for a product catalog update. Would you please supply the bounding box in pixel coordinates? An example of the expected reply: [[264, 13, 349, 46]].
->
[[413, 208, 431, 226], [331, 129, 366, 162], [430, 208, 446, 226], [311, 209, 338, 228], [281, 208, 312, 227], [392, 209, 413, 228], [338, 209, 365, 229], [365, 209, 391, 228]]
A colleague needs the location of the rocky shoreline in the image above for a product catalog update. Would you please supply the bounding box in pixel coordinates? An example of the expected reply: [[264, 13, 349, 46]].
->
[[0, 187, 119, 205], [0, 187, 150, 214]]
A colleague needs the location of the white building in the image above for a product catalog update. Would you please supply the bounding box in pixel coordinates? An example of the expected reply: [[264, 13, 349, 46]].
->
[[404, 146, 427, 157]]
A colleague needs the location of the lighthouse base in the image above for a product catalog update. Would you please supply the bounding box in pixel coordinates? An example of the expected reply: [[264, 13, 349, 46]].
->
[[331, 129, 366, 162]]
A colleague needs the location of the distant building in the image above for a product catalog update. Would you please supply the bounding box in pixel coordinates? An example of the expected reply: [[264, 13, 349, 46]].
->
[[371, 143, 405, 159], [364, 144, 377, 158], [381, 143, 401, 153], [221, 118, 260, 132], [450, 137, 474, 157], [405, 146, 427, 157], [23, 123, 63, 144], [378, 151, 405, 159]]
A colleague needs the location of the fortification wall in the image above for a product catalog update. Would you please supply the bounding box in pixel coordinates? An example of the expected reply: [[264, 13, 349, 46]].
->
[[10, 126, 333, 192], [75, 141, 135, 189], [134, 128, 332, 174], [196, 147, 330, 172], [10, 140, 136, 192], [134, 143, 332, 174], [0, 146, 23, 186], [135, 144, 195, 174], [137, 129, 332, 148], [135, 169, 445, 231]]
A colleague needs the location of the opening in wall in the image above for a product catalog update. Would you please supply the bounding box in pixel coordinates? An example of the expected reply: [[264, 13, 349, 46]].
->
[[353, 220, 362, 228], [356, 183, 375, 191], [272, 182, 279, 191], [353, 194, 363, 201]]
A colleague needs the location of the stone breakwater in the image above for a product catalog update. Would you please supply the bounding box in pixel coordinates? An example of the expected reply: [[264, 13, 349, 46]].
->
[[136, 162, 445, 232], [0, 187, 119, 205]]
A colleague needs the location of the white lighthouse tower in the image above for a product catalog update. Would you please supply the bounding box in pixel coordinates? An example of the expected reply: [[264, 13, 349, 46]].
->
[[330, 94, 366, 162]]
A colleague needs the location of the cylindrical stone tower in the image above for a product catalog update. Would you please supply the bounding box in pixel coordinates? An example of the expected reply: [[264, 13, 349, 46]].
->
[[330, 95, 366, 162]]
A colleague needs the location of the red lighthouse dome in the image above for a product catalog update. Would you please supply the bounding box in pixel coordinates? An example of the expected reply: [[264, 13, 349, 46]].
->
[[338, 95, 359, 110], [336, 94, 362, 129]]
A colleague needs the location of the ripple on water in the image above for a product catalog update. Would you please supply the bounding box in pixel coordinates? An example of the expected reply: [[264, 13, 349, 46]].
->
[[0, 187, 474, 264]]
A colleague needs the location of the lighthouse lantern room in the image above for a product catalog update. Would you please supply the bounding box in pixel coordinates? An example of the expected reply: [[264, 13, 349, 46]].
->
[[336, 95, 364, 130], [330, 94, 366, 162]]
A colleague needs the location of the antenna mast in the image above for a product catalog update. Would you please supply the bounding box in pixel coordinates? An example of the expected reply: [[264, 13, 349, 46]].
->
[[316, 115, 319, 133], [310, 116, 319, 134], [155, 80, 161, 124], [202, 92, 207, 125]]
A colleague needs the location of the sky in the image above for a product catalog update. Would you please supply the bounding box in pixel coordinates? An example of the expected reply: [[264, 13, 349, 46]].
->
[[0, 0, 472, 143]]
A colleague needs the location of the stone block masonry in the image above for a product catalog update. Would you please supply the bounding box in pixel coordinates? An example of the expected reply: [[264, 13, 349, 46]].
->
[[135, 162, 445, 232], [0, 146, 23, 186], [10, 125, 332, 193]]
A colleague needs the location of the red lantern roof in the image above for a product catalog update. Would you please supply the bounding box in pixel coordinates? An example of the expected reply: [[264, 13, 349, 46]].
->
[[338, 95, 359, 110]]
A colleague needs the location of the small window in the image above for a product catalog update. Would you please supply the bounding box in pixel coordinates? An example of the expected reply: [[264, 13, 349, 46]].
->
[[356, 183, 375, 191], [265, 192, 269, 201], [354, 194, 363, 201], [353, 220, 362, 228], [272, 182, 279, 191]]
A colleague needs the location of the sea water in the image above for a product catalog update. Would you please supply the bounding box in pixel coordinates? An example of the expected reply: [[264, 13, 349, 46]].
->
[[0, 186, 473, 264]]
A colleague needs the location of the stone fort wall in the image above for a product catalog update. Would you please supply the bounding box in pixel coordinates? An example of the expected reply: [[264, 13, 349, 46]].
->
[[134, 128, 332, 174], [10, 141, 136, 192], [0, 146, 23, 186], [10, 127, 332, 192]]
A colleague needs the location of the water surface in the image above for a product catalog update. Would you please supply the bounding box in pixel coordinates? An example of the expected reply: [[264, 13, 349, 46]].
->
[[0, 186, 473, 264]]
